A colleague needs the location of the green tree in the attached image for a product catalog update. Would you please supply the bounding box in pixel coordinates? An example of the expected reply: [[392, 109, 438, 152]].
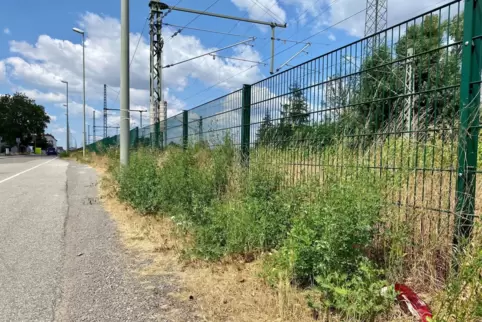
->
[[354, 45, 400, 135], [0, 92, 51, 146], [349, 14, 461, 138], [395, 14, 460, 126], [281, 85, 310, 126], [256, 111, 274, 146]]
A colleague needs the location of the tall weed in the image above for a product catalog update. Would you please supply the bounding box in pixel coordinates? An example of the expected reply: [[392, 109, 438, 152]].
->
[[117, 148, 161, 213], [263, 172, 394, 320], [433, 226, 482, 321]]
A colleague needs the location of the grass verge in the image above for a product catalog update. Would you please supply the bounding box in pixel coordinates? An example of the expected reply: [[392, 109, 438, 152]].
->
[[71, 140, 482, 321]]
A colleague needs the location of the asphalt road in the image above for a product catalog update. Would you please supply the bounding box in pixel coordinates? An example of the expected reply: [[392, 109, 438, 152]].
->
[[0, 156, 178, 321]]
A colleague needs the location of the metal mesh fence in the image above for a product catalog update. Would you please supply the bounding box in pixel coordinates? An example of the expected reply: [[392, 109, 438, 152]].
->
[[88, 0, 480, 259]]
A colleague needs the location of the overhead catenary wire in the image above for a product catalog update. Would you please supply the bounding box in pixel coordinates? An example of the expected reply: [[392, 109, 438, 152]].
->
[[171, 0, 222, 38], [194, 0, 261, 81], [161, 0, 183, 18], [163, 38, 255, 69], [221, 0, 340, 76], [130, 16, 149, 67], [276, 42, 311, 72], [113, 14, 150, 103], [260, 0, 342, 52], [162, 22, 328, 45], [250, 0, 285, 25], [209, 53, 267, 66], [180, 7, 366, 103]]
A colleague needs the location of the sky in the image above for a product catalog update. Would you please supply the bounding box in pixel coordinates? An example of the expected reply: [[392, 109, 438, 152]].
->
[[0, 0, 453, 149]]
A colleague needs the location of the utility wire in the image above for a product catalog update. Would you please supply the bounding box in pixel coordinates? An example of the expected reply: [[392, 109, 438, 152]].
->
[[250, 0, 285, 24], [130, 16, 149, 67], [259, 0, 341, 53], [106, 84, 120, 95], [162, 22, 328, 45], [163, 38, 255, 68], [171, 0, 222, 38], [163, 23, 257, 38], [209, 53, 267, 65], [162, 0, 183, 18], [180, 7, 366, 103], [112, 14, 150, 103]]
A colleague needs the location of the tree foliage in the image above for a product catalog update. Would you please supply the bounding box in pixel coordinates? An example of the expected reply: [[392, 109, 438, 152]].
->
[[280, 84, 310, 126], [256, 13, 463, 148], [0, 92, 50, 146], [256, 111, 274, 146]]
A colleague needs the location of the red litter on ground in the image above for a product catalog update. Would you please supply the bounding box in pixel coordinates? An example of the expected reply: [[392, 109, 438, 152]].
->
[[395, 283, 433, 322]]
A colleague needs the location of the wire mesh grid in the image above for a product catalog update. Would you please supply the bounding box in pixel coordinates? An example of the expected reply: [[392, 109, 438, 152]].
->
[[88, 0, 480, 267]]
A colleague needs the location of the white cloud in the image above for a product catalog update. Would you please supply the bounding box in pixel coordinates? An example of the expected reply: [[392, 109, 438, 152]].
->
[[249, 0, 454, 39], [54, 100, 101, 121], [328, 33, 336, 41], [52, 126, 65, 134], [51, 125, 76, 135], [48, 114, 58, 122], [231, 0, 287, 25], [328, 0, 453, 37], [281, 0, 331, 25], [3, 28, 10, 35], [15, 88, 65, 103], [3, 12, 264, 117]]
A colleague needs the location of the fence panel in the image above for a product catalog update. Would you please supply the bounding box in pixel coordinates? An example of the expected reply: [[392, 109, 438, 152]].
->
[[249, 0, 467, 272], [86, 0, 481, 275], [186, 89, 243, 148]]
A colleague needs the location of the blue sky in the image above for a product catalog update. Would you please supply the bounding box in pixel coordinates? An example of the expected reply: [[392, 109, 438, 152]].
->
[[0, 0, 450, 148]]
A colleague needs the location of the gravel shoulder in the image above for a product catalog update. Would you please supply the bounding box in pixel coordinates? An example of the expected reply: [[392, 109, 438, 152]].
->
[[54, 161, 199, 322], [0, 156, 198, 321]]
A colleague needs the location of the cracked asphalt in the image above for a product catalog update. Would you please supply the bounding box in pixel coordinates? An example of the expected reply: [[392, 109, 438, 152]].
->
[[0, 156, 196, 321]]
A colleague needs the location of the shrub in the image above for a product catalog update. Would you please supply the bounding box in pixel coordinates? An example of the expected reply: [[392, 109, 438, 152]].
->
[[263, 172, 390, 319], [310, 260, 395, 321], [117, 148, 162, 213], [191, 156, 303, 259], [111, 141, 393, 319], [193, 185, 305, 259], [270, 173, 383, 284]]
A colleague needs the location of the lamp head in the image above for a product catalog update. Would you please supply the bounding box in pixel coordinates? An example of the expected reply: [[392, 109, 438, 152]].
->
[[72, 27, 84, 34]]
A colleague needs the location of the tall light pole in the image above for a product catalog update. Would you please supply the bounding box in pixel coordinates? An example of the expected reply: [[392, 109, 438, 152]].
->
[[73, 27, 86, 158], [120, 0, 130, 166], [60, 80, 70, 151]]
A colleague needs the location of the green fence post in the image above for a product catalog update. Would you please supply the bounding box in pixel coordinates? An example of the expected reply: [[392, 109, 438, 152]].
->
[[160, 131, 164, 150], [199, 116, 203, 143], [454, 0, 481, 250], [134, 127, 139, 148], [154, 122, 160, 149], [183, 110, 188, 150], [241, 84, 251, 166]]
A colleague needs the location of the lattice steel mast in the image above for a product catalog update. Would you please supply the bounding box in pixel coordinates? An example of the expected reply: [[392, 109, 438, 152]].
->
[[364, 0, 388, 53], [149, 0, 166, 128], [103, 84, 108, 138]]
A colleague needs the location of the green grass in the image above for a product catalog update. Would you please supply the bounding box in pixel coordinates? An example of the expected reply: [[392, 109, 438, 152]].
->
[[109, 140, 402, 320]]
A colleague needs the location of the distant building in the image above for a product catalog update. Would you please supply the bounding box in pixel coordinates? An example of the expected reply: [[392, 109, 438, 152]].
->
[[45, 134, 57, 149]]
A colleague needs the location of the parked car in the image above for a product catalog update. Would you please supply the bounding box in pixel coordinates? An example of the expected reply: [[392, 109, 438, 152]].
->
[[46, 147, 57, 156]]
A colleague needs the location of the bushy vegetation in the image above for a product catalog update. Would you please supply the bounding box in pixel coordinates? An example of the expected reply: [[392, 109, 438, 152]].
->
[[108, 139, 400, 320], [433, 227, 482, 321], [88, 9, 481, 321]]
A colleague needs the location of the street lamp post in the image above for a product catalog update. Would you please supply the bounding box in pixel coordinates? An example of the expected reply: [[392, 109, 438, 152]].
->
[[120, 0, 130, 166], [60, 80, 70, 151], [73, 27, 86, 158]]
